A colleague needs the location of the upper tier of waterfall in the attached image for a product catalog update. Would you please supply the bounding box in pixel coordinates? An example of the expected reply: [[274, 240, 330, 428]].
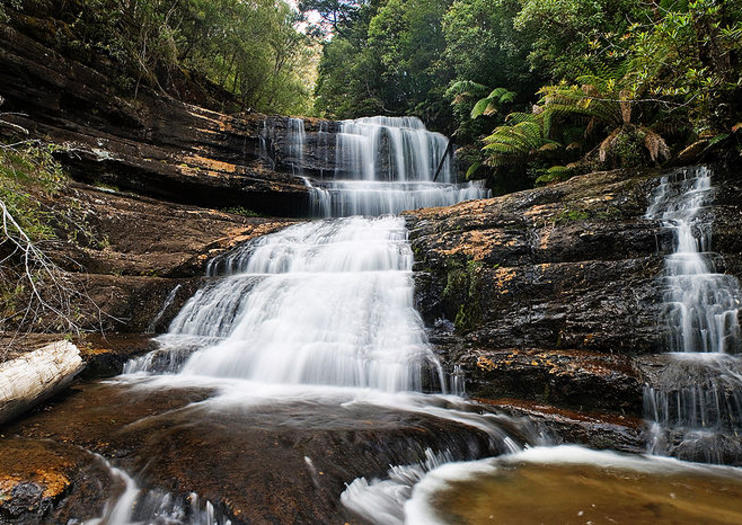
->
[[266, 116, 490, 217]]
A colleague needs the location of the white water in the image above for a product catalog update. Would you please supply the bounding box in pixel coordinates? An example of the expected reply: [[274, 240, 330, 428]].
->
[[294, 116, 489, 216], [132, 116, 492, 391], [86, 454, 230, 525], [146, 284, 182, 334], [114, 115, 514, 523], [166, 216, 444, 392], [645, 166, 742, 354], [644, 166, 742, 462]]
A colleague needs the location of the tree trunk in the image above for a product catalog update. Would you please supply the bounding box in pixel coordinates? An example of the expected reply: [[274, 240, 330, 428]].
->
[[0, 340, 84, 425]]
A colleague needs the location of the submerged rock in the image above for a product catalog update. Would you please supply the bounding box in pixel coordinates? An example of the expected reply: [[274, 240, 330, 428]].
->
[[0, 438, 113, 523]]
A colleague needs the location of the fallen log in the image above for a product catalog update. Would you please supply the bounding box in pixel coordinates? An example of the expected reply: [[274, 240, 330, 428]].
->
[[0, 340, 84, 425]]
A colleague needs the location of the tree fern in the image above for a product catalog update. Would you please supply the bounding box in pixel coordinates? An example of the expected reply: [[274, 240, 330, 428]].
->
[[481, 115, 559, 167], [537, 77, 669, 166], [471, 87, 517, 119]]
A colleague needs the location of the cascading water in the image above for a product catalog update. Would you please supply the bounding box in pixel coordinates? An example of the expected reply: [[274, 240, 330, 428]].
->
[[645, 166, 742, 354], [137, 116, 488, 391], [110, 115, 527, 524], [165, 216, 444, 392], [643, 166, 742, 462], [293, 116, 489, 216]]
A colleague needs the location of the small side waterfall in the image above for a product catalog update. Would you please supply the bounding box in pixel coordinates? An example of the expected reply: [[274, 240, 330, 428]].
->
[[287, 117, 305, 176], [644, 166, 742, 463], [645, 166, 742, 353]]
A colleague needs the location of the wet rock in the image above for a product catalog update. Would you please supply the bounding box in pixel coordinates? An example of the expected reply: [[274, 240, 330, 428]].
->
[[638, 353, 742, 465], [13, 183, 299, 334], [406, 167, 742, 418], [74, 333, 158, 379], [477, 399, 644, 454], [405, 169, 668, 356], [0, 438, 113, 523], [0, 21, 376, 218], [454, 348, 643, 415], [3, 381, 525, 524], [0, 22, 310, 216]]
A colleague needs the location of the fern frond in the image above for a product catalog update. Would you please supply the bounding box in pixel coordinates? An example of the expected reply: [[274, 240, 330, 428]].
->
[[642, 128, 670, 162]]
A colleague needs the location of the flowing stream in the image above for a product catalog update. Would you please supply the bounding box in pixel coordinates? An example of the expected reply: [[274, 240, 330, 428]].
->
[[104, 116, 525, 524]]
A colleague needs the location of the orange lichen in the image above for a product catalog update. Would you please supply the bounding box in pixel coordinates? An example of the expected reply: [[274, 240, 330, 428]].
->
[[182, 155, 239, 174], [477, 356, 496, 372]]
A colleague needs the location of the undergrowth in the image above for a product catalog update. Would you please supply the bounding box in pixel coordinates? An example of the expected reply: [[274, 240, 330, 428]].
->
[[0, 142, 67, 241]]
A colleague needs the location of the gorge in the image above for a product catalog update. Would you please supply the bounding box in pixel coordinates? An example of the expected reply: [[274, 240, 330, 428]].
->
[[1, 16, 742, 524]]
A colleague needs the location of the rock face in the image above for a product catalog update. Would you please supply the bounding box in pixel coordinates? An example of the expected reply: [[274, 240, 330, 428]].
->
[[43, 183, 299, 334], [0, 22, 338, 217], [2, 382, 518, 524], [405, 167, 742, 416], [0, 438, 114, 524]]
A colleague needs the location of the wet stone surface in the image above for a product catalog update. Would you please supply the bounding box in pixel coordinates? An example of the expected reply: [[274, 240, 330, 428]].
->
[[0, 438, 113, 524], [1, 380, 525, 523]]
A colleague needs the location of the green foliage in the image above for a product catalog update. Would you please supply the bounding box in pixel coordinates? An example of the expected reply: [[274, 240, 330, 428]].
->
[[0, 143, 67, 241], [312, 0, 741, 192], [481, 114, 559, 168], [535, 165, 574, 186], [9, 0, 317, 114], [513, 0, 641, 80], [621, 0, 742, 134], [222, 206, 261, 218], [557, 207, 590, 223], [537, 78, 671, 166], [470, 88, 516, 119], [314, 0, 453, 127]]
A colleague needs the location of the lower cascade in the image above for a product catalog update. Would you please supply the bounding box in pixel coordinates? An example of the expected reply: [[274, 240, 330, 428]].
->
[[160, 216, 445, 392], [644, 166, 742, 462]]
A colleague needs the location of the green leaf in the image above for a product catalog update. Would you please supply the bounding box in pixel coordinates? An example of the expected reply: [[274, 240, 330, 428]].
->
[[465, 161, 482, 180]]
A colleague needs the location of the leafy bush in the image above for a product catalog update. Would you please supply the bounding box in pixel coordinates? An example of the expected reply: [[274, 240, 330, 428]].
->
[[0, 143, 67, 241]]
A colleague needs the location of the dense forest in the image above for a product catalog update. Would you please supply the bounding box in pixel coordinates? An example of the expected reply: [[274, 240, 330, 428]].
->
[[306, 0, 742, 191], [1, 0, 318, 114]]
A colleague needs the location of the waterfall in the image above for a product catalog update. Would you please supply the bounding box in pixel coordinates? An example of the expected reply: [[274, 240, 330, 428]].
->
[[278, 116, 490, 217], [146, 284, 182, 334], [166, 216, 444, 392], [644, 166, 742, 463], [287, 117, 305, 176], [113, 115, 518, 523], [132, 115, 490, 392], [645, 166, 742, 353]]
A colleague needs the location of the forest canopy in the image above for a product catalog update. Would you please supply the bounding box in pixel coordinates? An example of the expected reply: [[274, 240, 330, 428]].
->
[[306, 0, 742, 190], [3, 0, 318, 115], [4, 0, 740, 191]]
